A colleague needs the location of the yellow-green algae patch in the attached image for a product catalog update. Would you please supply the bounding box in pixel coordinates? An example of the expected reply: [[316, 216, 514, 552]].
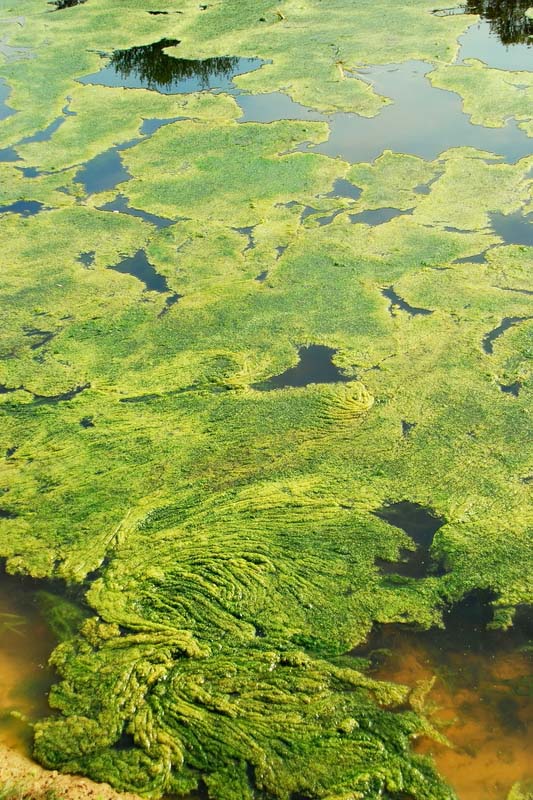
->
[[429, 59, 533, 136], [0, 1, 532, 798], [16, 88, 240, 174]]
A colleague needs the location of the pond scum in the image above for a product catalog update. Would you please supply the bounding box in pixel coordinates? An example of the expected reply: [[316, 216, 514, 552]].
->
[[0, 1, 532, 799]]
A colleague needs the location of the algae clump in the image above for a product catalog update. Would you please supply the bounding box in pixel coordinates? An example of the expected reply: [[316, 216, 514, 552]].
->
[[0, 0, 532, 798]]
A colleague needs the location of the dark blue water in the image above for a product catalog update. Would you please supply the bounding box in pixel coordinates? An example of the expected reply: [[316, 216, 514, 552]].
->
[[252, 345, 352, 390], [97, 194, 177, 228], [109, 249, 169, 293]]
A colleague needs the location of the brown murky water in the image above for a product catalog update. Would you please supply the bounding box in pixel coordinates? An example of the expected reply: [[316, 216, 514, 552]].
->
[[0, 574, 56, 754], [361, 597, 533, 800]]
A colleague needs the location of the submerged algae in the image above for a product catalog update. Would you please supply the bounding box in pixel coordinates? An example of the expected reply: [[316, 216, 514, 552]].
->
[[0, 0, 532, 798]]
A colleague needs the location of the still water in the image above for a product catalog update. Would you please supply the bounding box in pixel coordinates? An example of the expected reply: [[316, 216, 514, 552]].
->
[[360, 599, 533, 800], [0, 574, 56, 754], [0, 0, 532, 797]]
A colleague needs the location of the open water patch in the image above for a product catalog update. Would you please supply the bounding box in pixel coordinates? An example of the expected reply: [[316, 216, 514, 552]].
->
[[97, 193, 177, 228], [490, 210, 533, 246], [140, 116, 185, 135], [0, 200, 44, 217], [457, 18, 533, 69], [74, 145, 134, 195], [74, 121, 186, 196], [79, 39, 265, 94], [237, 91, 326, 123], [18, 99, 75, 145], [78, 250, 95, 268], [0, 77, 16, 121], [350, 207, 414, 226], [355, 595, 533, 800], [252, 345, 352, 390], [373, 501, 445, 578], [482, 316, 532, 353], [0, 147, 20, 162], [382, 287, 434, 317], [325, 178, 363, 201], [307, 61, 533, 164], [500, 381, 522, 396], [109, 249, 170, 293], [233, 225, 256, 252]]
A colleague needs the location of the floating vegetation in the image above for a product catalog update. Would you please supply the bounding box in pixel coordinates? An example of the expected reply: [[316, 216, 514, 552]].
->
[[0, 1, 532, 798]]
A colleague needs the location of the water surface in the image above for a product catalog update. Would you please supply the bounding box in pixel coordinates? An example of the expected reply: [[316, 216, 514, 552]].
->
[[306, 61, 533, 164], [252, 345, 352, 390], [359, 597, 533, 800], [79, 39, 265, 94], [0, 575, 56, 754]]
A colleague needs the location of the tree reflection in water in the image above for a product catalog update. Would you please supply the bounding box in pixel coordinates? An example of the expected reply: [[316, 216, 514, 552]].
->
[[109, 39, 241, 91], [465, 0, 532, 44], [50, 0, 88, 9]]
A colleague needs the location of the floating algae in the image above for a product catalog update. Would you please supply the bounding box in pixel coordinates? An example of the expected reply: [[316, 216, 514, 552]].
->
[[0, 0, 532, 799]]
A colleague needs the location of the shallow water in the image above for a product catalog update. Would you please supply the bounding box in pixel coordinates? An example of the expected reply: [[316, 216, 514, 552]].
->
[[359, 598, 533, 800], [0, 575, 56, 754]]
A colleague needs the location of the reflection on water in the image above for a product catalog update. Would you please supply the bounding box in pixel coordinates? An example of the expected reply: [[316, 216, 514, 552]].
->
[[465, 0, 533, 45], [357, 596, 533, 800], [51, 0, 88, 8], [0, 575, 56, 754], [79, 39, 265, 94], [457, 20, 532, 69]]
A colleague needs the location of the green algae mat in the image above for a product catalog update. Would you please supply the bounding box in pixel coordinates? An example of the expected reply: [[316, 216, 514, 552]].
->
[[0, 1, 532, 798]]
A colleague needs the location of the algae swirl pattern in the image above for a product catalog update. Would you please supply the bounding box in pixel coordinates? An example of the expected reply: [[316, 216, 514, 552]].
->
[[0, 1, 532, 798]]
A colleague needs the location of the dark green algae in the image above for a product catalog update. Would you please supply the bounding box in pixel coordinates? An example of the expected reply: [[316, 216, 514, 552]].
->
[[0, 1, 532, 799]]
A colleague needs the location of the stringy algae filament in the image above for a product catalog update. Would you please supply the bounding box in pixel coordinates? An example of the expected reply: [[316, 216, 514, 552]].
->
[[0, 1, 532, 799]]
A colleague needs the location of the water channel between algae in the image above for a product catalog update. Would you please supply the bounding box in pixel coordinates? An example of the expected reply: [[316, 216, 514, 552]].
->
[[0, 1, 532, 799]]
